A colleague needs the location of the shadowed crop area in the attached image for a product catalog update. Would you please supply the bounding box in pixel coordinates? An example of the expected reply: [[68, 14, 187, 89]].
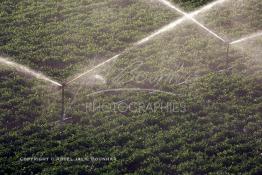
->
[[0, 0, 261, 174], [168, 0, 214, 11]]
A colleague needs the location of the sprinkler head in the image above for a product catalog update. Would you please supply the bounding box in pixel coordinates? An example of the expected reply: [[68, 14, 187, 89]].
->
[[57, 83, 65, 90], [224, 39, 231, 45], [58, 82, 66, 90]]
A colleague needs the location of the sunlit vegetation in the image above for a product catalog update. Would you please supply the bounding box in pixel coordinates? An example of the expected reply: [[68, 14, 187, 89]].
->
[[0, 0, 261, 174], [195, 0, 262, 40]]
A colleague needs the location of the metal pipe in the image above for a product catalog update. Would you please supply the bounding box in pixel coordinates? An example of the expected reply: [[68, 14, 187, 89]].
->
[[226, 42, 230, 74], [61, 83, 65, 121], [226, 42, 230, 67]]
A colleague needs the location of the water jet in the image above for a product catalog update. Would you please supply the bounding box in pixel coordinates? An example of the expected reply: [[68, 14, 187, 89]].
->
[[0, 57, 62, 87], [230, 32, 262, 45]]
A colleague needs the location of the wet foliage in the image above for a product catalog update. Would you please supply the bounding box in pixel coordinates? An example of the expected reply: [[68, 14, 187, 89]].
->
[[0, 0, 261, 174]]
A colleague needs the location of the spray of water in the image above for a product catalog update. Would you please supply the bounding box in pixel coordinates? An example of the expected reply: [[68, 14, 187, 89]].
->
[[66, 54, 120, 85], [93, 74, 106, 84], [137, 0, 227, 45], [157, 0, 225, 42], [0, 57, 62, 86], [230, 32, 262, 45], [66, 0, 228, 84], [136, 18, 185, 45]]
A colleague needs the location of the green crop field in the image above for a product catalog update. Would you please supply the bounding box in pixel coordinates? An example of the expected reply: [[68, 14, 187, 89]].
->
[[171, 0, 213, 11], [0, 0, 261, 174]]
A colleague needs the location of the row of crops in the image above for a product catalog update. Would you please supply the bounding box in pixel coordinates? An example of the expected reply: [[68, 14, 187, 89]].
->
[[0, 0, 261, 174]]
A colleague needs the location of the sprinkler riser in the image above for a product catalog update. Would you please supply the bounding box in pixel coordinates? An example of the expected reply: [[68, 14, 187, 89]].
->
[[61, 84, 65, 121], [225, 42, 231, 75]]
